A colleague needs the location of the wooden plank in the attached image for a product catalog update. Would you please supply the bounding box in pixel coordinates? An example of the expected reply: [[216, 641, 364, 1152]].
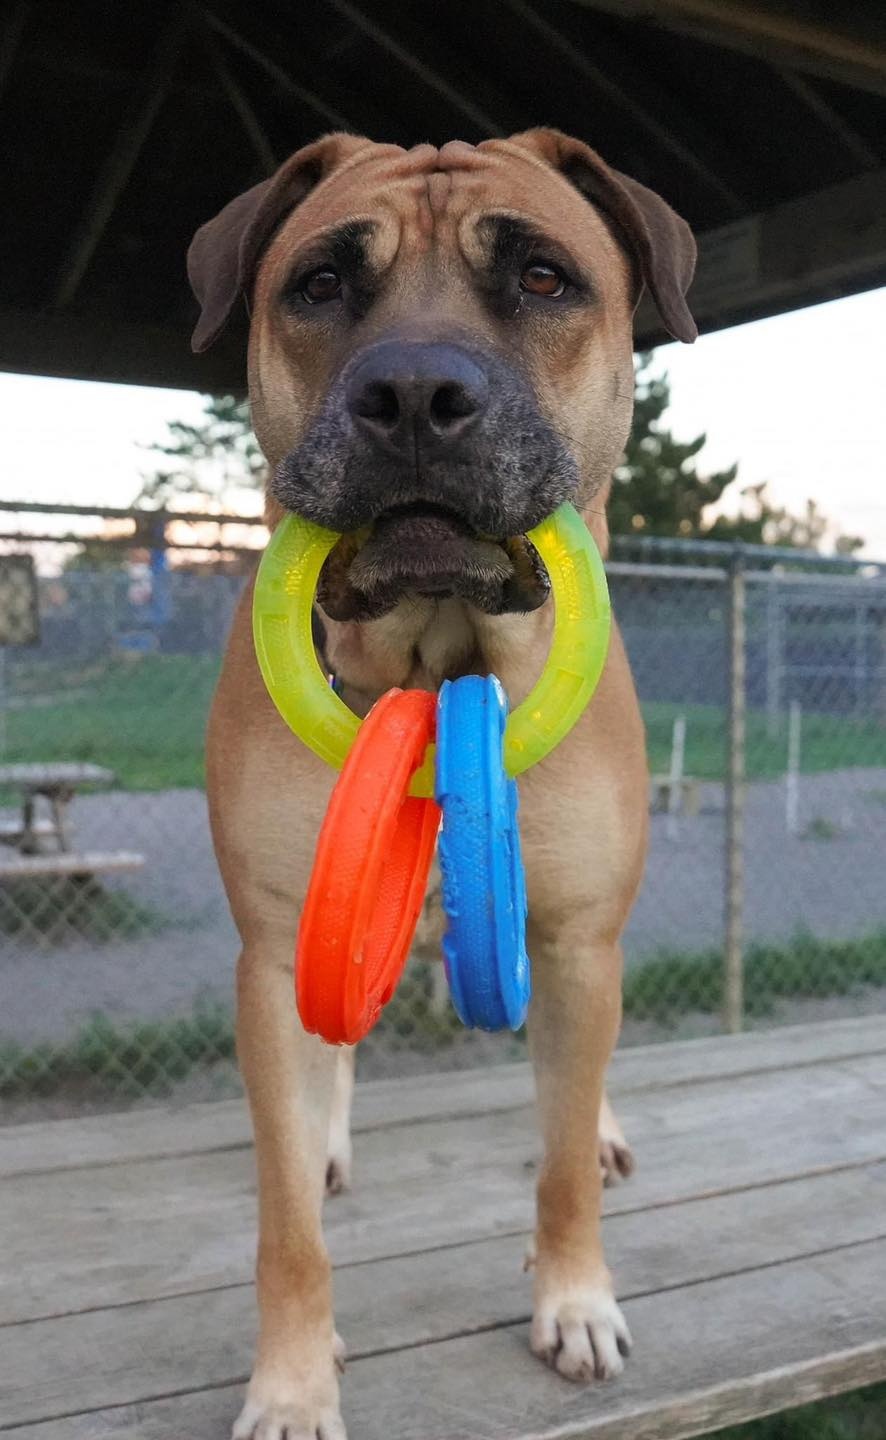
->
[[3, 1015, 883, 1180], [3, 1161, 885, 1427], [0, 305, 245, 392], [0, 763, 115, 787], [571, 0, 886, 99], [3, 1054, 885, 1323], [636, 166, 886, 345], [52, 14, 188, 309], [0, 851, 144, 880], [8, 1236, 886, 1439]]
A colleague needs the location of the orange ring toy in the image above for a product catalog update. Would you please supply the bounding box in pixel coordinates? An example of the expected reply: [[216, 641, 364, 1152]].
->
[[296, 688, 440, 1044]]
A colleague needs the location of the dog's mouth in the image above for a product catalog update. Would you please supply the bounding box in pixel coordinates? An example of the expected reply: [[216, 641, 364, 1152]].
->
[[316, 502, 551, 622]]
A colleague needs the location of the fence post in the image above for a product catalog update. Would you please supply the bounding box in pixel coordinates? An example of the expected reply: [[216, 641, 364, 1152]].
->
[[765, 577, 782, 737], [724, 545, 746, 1034]]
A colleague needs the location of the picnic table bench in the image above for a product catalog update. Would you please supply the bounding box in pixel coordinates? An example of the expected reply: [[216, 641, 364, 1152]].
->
[[0, 762, 144, 881], [1, 1013, 884, 1438], [651, 772, 701, 817]]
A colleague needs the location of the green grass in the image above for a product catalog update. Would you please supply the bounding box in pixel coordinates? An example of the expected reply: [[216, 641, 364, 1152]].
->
[[2, 659, 885, 792], [623, 929, 886, 1023], [713, 1382, 886, 1438], [0, 1001, 235, 1100], [643, 702, 886, 782], [4, 931, 884, 1102], [2, 654, 220, 790]]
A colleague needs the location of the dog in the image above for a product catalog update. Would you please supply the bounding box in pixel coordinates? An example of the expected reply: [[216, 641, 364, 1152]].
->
[[189, 129, 696, 1440]]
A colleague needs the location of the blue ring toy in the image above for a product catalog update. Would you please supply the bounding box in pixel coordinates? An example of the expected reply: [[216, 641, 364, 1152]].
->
[[435, 675, 530, 1031]]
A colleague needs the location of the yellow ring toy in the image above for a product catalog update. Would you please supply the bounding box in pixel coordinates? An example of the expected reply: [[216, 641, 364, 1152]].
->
[[252, 501, 611, 798]]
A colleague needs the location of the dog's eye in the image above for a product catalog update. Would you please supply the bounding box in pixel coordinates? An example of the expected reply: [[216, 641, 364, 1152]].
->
[[299, 267, 342, 304], [520, 262, 567, 298]]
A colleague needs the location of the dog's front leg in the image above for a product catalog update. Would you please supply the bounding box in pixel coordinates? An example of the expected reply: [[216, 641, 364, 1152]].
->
[[233, 937, 346, 1440], [527, 923, 632, 1383]]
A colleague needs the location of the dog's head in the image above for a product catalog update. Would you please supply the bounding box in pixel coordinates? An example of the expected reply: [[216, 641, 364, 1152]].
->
[[188, 131, 696, 620]]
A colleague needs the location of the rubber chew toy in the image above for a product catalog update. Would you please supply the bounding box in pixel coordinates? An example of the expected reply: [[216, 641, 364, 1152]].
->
[[436, 675, 530, 1031], [296, 689, 440, 1044], [252, 502, 611, 798], [252, 502, 611, 1044]]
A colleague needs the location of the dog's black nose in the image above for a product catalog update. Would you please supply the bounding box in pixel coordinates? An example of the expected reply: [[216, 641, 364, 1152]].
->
[[346, 342, 489, 454]]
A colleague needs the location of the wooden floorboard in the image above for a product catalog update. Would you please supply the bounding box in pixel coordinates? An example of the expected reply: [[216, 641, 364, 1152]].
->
[[4, 1053, 886, 1324], [3, 1163, 885, 1428], [6, 1239, 886, 1439], [3, 1024, 886, 1439], [2, 1014, 883, 1180]]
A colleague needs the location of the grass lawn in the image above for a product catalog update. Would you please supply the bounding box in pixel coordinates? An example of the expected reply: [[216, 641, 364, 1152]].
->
[[714, 1383, 886, 1438], [2, 656, 884, 792], [2, 654, 220, 790], [644, 701, 886, 782]]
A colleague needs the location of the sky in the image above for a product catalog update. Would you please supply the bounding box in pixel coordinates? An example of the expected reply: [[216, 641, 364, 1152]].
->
[[1, 283, 885, 555]]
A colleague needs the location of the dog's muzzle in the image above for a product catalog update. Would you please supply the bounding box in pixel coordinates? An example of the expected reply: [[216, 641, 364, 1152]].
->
[[272, 337, 580, 619]]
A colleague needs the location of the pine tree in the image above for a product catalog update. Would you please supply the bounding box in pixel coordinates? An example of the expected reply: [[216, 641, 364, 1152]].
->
[[138, 395, 263, 509], [609, 352, 738, 540], [612, 355, 862, 554]]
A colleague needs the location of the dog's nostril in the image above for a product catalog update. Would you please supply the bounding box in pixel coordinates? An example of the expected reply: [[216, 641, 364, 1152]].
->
[[430, 381, 477, 427], [356, 380, 400, 428]]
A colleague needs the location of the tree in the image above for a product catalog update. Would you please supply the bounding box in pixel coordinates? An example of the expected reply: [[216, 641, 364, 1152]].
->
[[141, 366, 862, 556], [612, 354, 862, 555], [609, 353, 738, 541], [137, 394, 264, 509]]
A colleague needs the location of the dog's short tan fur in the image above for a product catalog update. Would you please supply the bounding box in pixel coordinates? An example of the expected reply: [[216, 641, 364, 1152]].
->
[[195, 130, 695, 1440]]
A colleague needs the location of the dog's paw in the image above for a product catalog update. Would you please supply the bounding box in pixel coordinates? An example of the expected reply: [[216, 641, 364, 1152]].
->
[[599, 1133, 634, 1187], [598, 1095, 634, 1188], [530, 1284, 632, 1383], [325, 1143, 352, 1197], [232, 1352, 345, 1440], [232, 1397, 346, 1440]]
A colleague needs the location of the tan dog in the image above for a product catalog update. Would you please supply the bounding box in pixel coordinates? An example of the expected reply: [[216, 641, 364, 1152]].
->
[[190, 130, 696, 1440]]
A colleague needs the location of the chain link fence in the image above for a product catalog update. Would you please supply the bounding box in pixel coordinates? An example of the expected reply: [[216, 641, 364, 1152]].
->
[[2, 513, 885, 1120]]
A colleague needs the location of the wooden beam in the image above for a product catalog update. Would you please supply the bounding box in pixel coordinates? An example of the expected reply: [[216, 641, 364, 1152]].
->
[[0, 306, 245, 392], [201, 21, 277, 175], [568, 0, 886, 99], [777, 69, 879, 171], [321, 0, 505, 137], [635, 163, 886, 345], [200, 9, 353, 131], [52, 14, 188, 309], [501, 0, 745, 214]]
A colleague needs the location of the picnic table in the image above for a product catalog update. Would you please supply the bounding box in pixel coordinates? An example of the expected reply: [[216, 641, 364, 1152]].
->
[[0, 762, 144, 880], [1, 1014, 883, 1438]]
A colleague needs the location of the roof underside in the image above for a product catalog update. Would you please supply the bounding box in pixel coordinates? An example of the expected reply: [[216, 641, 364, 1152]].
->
[[3, 0, 886, 391]]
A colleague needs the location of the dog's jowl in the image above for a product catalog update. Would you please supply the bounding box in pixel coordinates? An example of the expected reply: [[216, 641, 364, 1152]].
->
[[190, 130, 696, 1440]]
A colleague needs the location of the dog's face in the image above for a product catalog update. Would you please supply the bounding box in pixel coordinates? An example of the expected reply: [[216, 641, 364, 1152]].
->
[[189, 132, 696, 620]]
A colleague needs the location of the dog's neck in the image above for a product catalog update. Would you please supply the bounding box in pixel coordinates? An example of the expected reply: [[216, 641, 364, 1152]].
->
[[319, 597, 553, 716]]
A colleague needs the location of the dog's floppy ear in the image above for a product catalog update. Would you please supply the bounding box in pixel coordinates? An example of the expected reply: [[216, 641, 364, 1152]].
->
[[513, 129, 698, 343], [187, 134, 370, 353]]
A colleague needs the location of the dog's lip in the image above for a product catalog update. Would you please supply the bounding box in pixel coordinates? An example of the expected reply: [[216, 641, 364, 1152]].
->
[[315, 501, 551, 621], [371, 499, 478, 534]]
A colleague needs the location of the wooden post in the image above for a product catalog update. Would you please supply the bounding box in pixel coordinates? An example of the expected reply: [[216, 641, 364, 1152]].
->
[[786, 700, 802, 836], [666, 713, 686, 841], [765, 577, 783, 738], [724, 546, 746, 1034]]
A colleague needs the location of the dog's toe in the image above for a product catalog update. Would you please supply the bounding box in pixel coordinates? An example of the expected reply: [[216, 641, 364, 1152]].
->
[[232, 1351, 346, 1440], [598, 1094, 635, 1187], [531, 1288, 632, 1384], [233, 1399, 347, 1440], [599, 1135, 635, 1187], [325, 1156, 351, 1197]]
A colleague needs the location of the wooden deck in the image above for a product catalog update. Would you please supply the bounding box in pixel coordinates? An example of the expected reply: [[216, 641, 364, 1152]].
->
[[2, 1015, 885, 1439]]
